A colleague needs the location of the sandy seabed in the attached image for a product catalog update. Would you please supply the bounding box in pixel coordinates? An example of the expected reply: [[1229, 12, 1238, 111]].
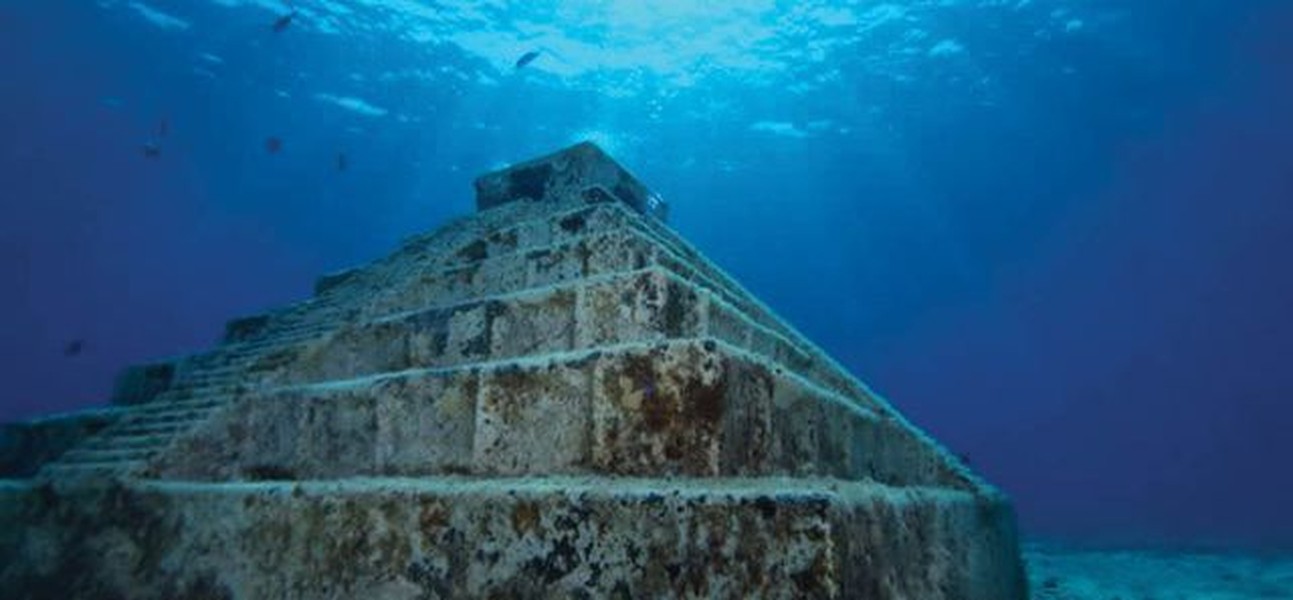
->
[[1025, 542, 1293, 599]]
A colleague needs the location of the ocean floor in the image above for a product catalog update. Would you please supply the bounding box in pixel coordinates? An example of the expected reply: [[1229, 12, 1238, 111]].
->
[[1025, 542, 1293, 599]]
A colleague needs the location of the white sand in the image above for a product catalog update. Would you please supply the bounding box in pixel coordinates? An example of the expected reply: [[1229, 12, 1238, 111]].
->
[[1026, 542, 1293, 599]]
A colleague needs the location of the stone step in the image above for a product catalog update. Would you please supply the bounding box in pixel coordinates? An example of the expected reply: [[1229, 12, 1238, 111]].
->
[[346, 209, 775, 353], [226, 327, 332, 351], [362, 225, 656, 319], [169, 204, 637, 386], [40, 392, 235, 475], [105, 410, 224, 435], [167, 372, 242, 387], [622, 207, 882, 408], [116, 411, 219, 429], [150, 210, 866, 411], [156, 337, 969, 493], [134, 396, 229, 413], [282, 259, 863, 407], [285, 262, 843, 407], [165, 381, 240, 396], [222, 202, 633, 346], [15, 474, 1021, 598], [78, 433, 173, 451], [111, 421, 194, 437], [220, 304, 352, 345], [367, 198, 618, 284], [58, 446, 157, 464], [141, 221, 634, 390], [185, 364, 249, 378], [149, 388, 237, 405], [165, 378, 240, 391], [125, 409, 212, 426], [38, 459, 144, 476], [414, 201, 640, 274]]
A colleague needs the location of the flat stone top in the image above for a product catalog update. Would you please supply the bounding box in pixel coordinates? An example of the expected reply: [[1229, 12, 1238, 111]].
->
[[474, 142, 669, 222]]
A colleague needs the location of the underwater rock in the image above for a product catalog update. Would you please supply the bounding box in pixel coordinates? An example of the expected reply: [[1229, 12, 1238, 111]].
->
[[0, 142, 1026, 598], [0, 409, 121, 478]]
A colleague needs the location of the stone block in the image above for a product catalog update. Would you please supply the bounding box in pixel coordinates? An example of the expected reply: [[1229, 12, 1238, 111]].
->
[[590, 342, 726, 476], [291, 320, 412, 383], [374, 372, 478, 476], [158, 387, 379, 481], [475, 362, 593, 474], [0, 478, 1026, 599], [475, 141, 669, 222], [717, 358, 775, 476], [577, 270, 703, 347], [488, 289, 577, 359], [705, 297, 753, 348], [444, 302, 494, 363]]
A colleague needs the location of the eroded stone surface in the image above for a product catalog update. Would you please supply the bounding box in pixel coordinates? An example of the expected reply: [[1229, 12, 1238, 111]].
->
[[148, 338, 974, 495], [0, 477, 1025, 600], [475, 142, 668, 222]]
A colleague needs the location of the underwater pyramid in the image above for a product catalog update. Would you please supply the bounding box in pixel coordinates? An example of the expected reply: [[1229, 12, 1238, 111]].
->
[[0, 142, 1027, 598]]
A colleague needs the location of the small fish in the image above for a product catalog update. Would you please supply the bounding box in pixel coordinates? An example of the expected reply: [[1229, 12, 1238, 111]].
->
[[157, 118, 170, 138], [514, 50, 541, 70], [336, 152, 348, 171], [265, 136, 283, 154], [142, 141, 162, 158], [272, 9, 297, 33], [64, 340, 84, 357]]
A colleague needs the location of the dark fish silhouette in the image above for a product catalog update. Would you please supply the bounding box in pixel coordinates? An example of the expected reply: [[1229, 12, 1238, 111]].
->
[[64, 340, 84, 357], [336, 152, 348, 171], [157, 118, 170, 138], [265, 136, 283, 154], [142, 141, 162, 158], [514, 50, 541, 69], [272, 9, 297, 33]]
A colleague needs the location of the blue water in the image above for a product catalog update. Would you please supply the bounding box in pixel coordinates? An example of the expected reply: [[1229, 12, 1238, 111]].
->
[[2, 0, 1291, 551]]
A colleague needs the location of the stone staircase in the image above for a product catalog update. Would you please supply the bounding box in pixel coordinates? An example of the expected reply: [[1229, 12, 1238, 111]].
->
[[42, 396, 228, 476], [38, 300, 354, 478]]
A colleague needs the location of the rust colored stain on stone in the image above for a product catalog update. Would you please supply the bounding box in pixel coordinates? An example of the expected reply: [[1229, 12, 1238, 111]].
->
[[511, 501, 541, 535], [418, 499, 451, 533]]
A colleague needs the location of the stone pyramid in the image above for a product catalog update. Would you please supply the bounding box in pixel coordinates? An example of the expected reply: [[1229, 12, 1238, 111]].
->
[[0, 142, 1027, 598]]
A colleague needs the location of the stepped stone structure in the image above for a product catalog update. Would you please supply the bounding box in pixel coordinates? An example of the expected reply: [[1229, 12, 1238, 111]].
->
[[0, 142, 1027, 599]]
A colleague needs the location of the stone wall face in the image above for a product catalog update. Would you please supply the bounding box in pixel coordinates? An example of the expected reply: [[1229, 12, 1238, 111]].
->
[[151, 339, 973, 493], [0, 478, 1025, 600], [2, 143, 1026, 599]]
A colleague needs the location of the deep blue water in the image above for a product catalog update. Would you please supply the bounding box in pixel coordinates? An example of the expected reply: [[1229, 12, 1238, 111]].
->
[[2, 0, 1292, 550]]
